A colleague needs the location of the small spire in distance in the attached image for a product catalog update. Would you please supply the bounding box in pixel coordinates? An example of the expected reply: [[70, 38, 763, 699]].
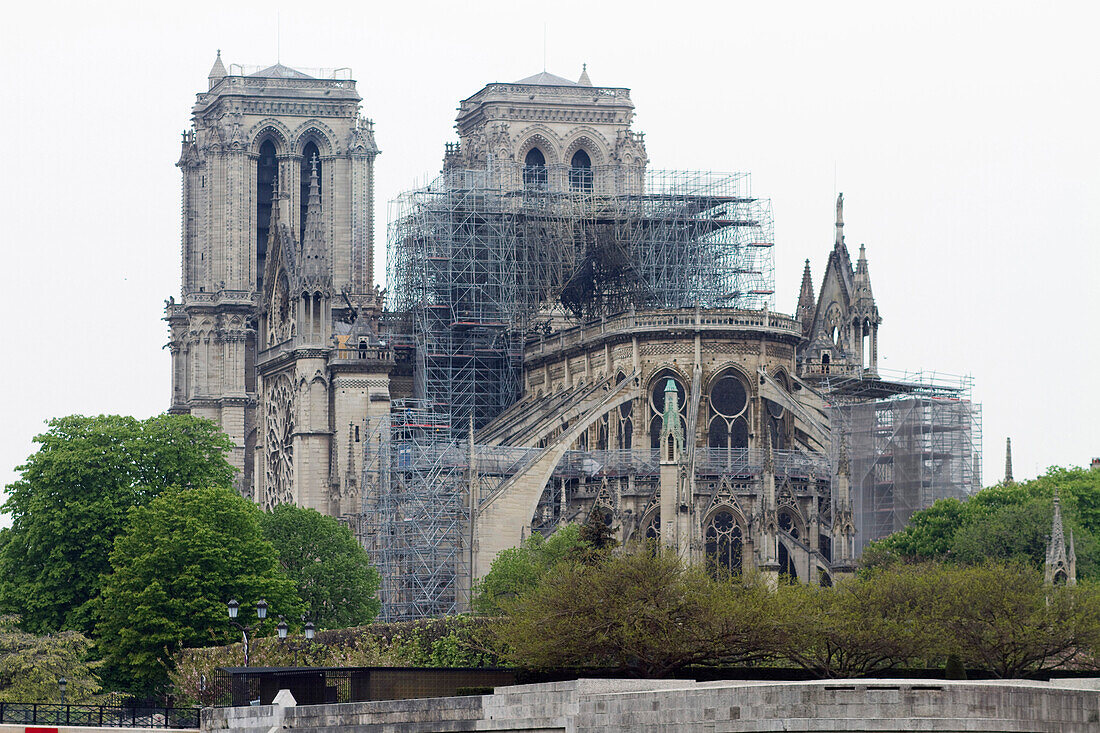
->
[[1004, 437, 1014, 484], [834, 192, 845, 249], [578, 63, 593, 87]]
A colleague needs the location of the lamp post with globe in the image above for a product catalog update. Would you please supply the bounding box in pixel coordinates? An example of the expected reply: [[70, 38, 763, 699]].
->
[[226, 599, 268, 667]]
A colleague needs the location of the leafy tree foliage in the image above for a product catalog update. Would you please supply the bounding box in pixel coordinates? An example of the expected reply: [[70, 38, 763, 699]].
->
[[862, 465, 1100, 578], [259, 504, 381, 629], [472, 524, 587, 615], [0, 615, 100, 703], [95, 486, 301, 695], [932, 562, 1100, 677], [0, 415, 236, 635], [488, 546, 1100, 679], [491, 547, 774, 676], [772, 565, 938, 676]]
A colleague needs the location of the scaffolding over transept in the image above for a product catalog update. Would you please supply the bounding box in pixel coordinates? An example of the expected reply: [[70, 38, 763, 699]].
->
[[363, 166, 777, 618], [387, 164, 775, 438]]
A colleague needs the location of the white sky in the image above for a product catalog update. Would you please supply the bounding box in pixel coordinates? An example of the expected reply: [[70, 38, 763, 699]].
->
[[2, 1, 1098, 525]]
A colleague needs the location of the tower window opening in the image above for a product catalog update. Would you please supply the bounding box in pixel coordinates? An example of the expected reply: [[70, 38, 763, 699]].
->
[[256, 140, 278, 292], [569, 149, 592, 191], [523, 147, 547, 190]]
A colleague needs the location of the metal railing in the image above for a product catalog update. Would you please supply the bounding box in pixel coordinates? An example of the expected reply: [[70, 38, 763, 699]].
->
[[0, 702, 199, 729]]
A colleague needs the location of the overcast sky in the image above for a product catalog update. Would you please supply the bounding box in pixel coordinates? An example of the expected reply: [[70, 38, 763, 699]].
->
[[1, 1, 1097, 522]]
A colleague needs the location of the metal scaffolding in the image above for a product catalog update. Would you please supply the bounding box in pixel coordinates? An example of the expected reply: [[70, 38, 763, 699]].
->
[[358, 400, 469, 621], [387, 164, 774, 437], [368, 163, 775, 619], [828, 372, 983, 555]]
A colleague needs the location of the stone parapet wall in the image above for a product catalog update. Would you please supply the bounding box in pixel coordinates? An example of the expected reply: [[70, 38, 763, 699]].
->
[[201, 677, 1100, 732]]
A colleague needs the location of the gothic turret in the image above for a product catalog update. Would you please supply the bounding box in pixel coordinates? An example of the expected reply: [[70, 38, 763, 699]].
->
[[1004, 437, 1014, 484], [797, 192, 882, 379], [208, 50, 227, 89], [1045, 491, 1076, 586], [577, 63, 592, 87]]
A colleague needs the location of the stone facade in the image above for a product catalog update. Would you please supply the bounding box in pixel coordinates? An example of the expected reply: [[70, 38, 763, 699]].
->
[[474, 307, 852, 585], [166, 54, 385, 514], [201, 677, 1100, 732]]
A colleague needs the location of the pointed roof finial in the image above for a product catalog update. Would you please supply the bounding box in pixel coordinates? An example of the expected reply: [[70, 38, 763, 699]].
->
[[1004, 437, 1014, 484], [835, 192, 845, 249], [208, 49, 228, 88], [578, 63, 592, 87]]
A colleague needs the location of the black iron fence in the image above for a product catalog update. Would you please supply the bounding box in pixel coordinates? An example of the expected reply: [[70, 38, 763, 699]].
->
[[0, 702, 200, 729]]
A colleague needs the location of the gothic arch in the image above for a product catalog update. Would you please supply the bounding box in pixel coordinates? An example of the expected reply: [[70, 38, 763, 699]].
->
[[292, 120, 338, 157], [516, 127, 562, 164], [248, 119, 293, 155], [703, 503, 747, 533], [643, 363, 690, 392], [704, 362, 755, 396], [563, 129, 610, 167]]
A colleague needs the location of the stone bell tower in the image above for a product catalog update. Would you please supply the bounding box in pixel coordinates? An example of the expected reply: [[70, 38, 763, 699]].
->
[[165, 52, 380, 493]]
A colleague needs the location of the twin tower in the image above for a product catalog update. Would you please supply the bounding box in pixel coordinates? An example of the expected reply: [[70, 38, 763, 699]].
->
[[165, 55, 647, 516]]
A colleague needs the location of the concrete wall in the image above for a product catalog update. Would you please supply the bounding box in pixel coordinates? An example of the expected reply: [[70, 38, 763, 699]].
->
[[0, 727, 195, 733], [201, 677, 1100, 732]]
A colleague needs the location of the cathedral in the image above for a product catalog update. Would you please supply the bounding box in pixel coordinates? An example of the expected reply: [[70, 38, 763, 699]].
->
[[167, 55, 978, 618]]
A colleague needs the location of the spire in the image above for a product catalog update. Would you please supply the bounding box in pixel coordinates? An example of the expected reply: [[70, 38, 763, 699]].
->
[[797, 259, 815, 334], [1046, 490, 1076, 586], [208, 49, 227, 89], [658, 379, 684, 463], [300, 155, 329, 287], [834, 192, 845, 249], [1004, 437, 1014, 484], [578, 63, 592, 87]]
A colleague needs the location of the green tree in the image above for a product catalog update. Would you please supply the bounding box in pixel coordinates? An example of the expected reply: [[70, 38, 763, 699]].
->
[[472, 523, 587, 615], [259, 504, 380, 629], [0, 615, 100, 703], [0, 414, 236, 635], [932, 562, 1100, 677], [863, 465, 1100, 579], [491, 546, 773, 676], [95, 486, 301, 695], [772, 565, 939, 677]]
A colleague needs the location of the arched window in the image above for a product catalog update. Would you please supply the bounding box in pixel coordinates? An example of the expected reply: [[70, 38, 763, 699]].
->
[[523, 147, 547, 189], [569, 149, 592, 191], [778, 541, 798, 581], [778, 509, 801, 539], [766, 398, 788, 450], [707, 372, 749, 464], [616, 372, 633, 450], [300, 141, 321, 243], [705, 510, 743, 578], [256, 140, 278, 291]]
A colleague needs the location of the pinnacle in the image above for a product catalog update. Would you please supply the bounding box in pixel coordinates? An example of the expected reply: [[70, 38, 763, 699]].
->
[[208, 49, 228, 86], [578, 63, 593, 87]]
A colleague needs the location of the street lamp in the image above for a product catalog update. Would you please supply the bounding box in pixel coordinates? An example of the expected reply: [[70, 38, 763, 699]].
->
[[277, 615, 316, 667], [58, 677, 67, 705], [226, 599, 270, 667]]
